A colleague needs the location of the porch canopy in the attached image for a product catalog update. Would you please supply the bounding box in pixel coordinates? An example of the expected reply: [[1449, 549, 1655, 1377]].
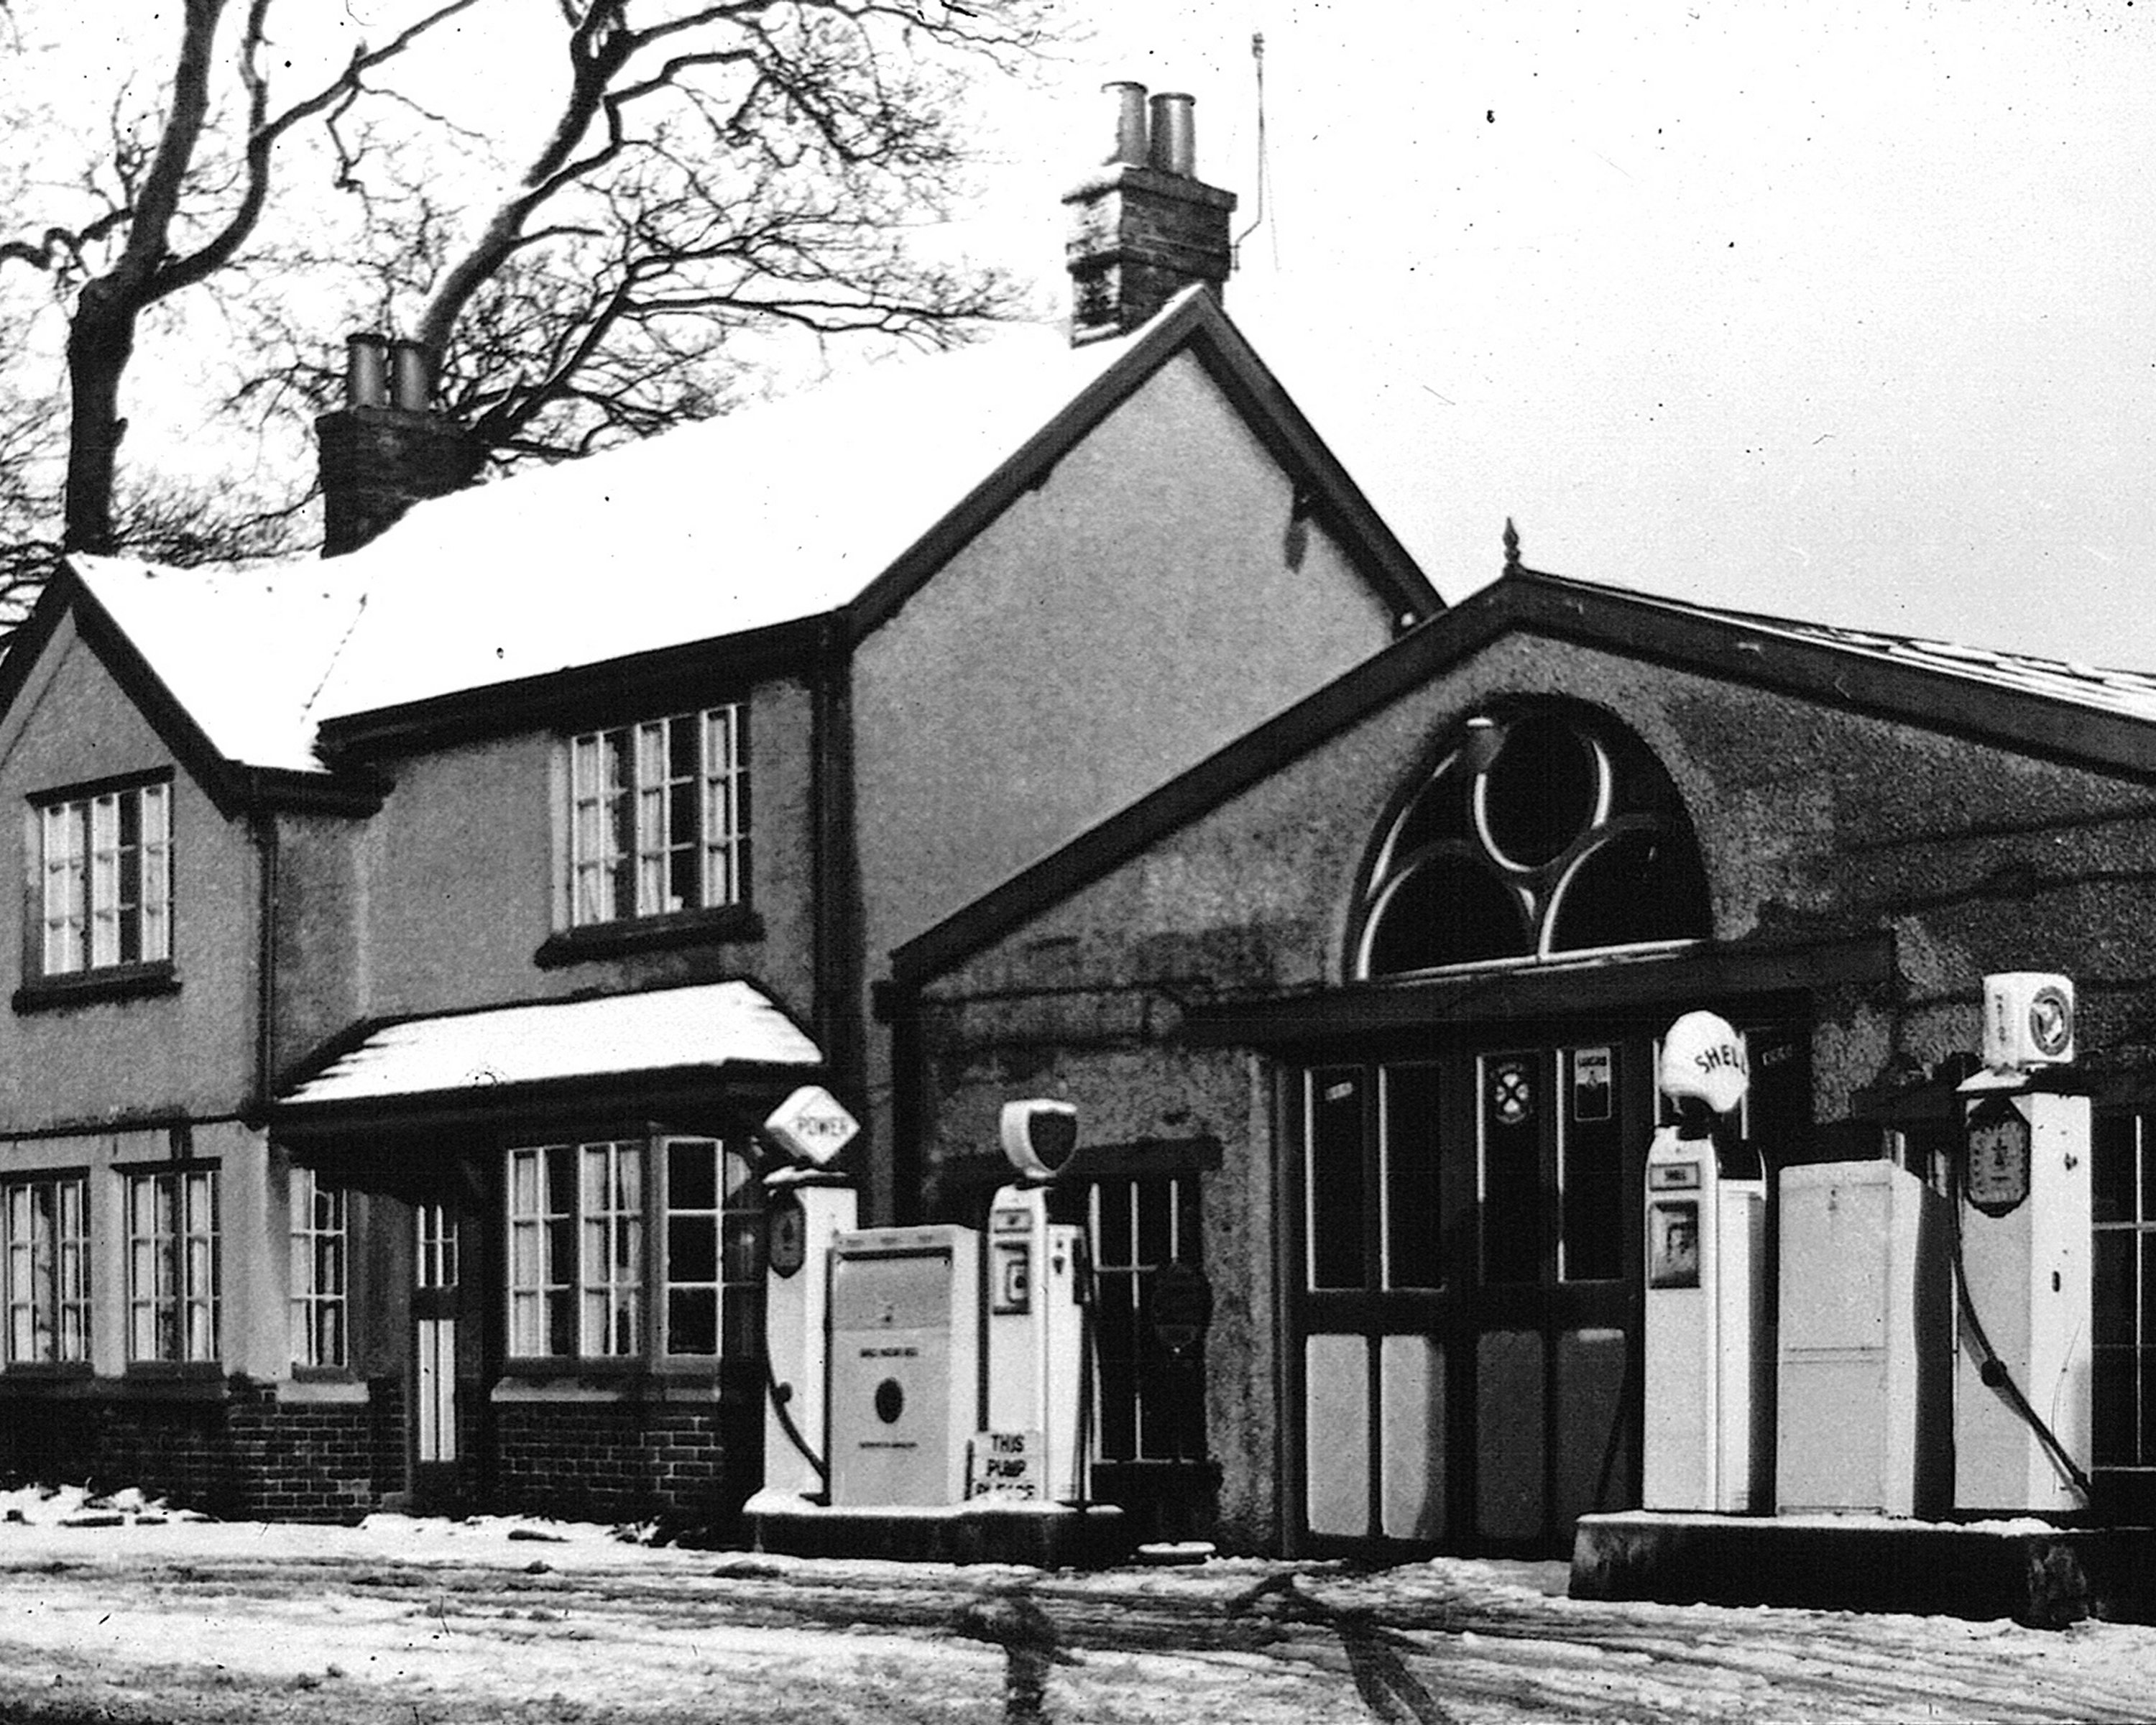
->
[[272, 980, 823, 1138]]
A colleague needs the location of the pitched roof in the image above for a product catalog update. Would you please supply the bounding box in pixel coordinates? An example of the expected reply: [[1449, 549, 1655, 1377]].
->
[[58, 288, 1439, 770], [68, 556, 364, 774], [275, 979, 820, 1117], [893, 564, 2156, 987]]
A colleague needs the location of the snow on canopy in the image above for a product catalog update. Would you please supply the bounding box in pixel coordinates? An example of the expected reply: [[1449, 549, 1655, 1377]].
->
[[278, 979, 821, 1109]]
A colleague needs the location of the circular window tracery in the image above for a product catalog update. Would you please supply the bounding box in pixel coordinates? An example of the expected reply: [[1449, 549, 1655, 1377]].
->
[[1353, 704, 1710, 979]]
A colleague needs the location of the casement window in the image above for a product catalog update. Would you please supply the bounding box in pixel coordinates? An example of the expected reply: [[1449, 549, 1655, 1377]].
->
[[32, 779, 171, 977], [2096, 1110, 2156, 1471], [287, 1167, 347, 1370], [569, 708, 749, 927], [505, 1136, 760, 1362], [3, 1173, 89, 1366], [1089, 1173, 1207, 1463], [126, 1167, 218, 1363]]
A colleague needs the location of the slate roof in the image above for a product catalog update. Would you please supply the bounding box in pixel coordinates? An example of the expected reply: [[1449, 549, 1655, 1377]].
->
[[1550, 574, 2156, 727]]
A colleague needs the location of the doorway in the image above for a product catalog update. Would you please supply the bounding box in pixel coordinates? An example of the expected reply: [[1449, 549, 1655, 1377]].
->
[[1290, 1031, 1655, 1555], [410, 1199, 464, 1508]]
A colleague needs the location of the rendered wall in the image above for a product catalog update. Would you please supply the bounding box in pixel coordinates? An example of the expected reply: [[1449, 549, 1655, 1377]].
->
[[911, 627, 2156, 1547], [0, 617, 262, 1123], [331, 674, 819, 1029], [852, 349, 1401, 1213]]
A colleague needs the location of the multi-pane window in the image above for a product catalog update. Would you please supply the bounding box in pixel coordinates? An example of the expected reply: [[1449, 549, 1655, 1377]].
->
[[1304, 1063, 1444, 1292], [2094, 1111, 2156, 1470], [416, 1202, 459, 1292], [1353, 704, 1708, 977], [4, 1174, 88, 1366], [569, 707, 749, 926], [507, 1137, 760, 1361], [36, 781, 171, 975], [287, 1167, 347, 1369], [127, 1168, 218, 1363], [660, 1138, 762, 1358], [1090, 1174, 1205, 1462]]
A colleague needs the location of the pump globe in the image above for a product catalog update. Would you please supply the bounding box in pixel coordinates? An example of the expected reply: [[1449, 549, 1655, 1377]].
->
[[1658, 1011, 1750, 1116]]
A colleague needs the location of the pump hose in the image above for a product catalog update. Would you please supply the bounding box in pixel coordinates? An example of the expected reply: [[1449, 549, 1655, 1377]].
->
[[763, 1342, 831, 1496], [1073, 1236, 1097, 1511], [1946, 1185, 2095, 1506]]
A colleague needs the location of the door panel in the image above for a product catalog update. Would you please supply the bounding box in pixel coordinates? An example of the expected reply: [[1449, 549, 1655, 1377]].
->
[[1379, 1334, 1446, 1541], [1475, 1328, 1546, 1540], [415, 1317, 457, 1463], [1304, 1333, 1370, 1537], [1554, 1325, 1631, 1525]]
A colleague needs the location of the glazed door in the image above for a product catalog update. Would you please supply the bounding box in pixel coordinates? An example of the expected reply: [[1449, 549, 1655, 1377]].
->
[[1467, 1041, 1644, 1549], [1292, 1036, 1654, 1556], [410, 1200, 464, 1506]]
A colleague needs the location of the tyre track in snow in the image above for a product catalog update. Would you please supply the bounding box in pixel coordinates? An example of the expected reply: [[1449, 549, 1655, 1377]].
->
[[0, 1549, 2148, 1724]]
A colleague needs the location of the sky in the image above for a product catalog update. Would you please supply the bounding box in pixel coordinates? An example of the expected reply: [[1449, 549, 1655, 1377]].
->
[[34, 2, 2153, 669], [949, 0, 2156, 668]]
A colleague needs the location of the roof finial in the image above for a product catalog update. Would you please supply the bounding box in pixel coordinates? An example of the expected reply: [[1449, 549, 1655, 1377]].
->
[[1502, 517, 1521, 576]]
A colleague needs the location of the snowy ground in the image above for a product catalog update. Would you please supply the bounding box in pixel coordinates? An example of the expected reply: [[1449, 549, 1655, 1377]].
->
[[0, 1485, 2150, 1723]]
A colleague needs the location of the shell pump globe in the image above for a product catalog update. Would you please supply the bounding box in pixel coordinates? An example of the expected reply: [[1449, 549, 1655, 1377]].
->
[[1658, 1011, 1750, 1118]]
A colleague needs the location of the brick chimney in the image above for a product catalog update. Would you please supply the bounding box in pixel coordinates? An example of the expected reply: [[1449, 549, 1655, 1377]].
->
[[1064, 83, 1238, 346], [315, 334, 484, 557]]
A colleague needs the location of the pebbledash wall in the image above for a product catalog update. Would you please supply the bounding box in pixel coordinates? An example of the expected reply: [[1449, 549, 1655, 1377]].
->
[[0, 604, 371, 1517], [893, 574, 2156, 1555]]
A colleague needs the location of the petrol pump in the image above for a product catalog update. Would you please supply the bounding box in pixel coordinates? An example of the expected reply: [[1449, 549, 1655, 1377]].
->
[[1953, 973, 2094, 1516], [1641, 1010, 1770, 1514], [973, 1100, 1095, 1505], [752, 1085, 861, 1509]]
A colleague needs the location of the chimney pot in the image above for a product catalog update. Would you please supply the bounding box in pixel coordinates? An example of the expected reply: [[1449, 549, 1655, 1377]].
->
[[1148, 92, 1197, 177], [1104, 80, 1149, 166], [1063, 86, 1236, 344], [345, 334, 390, 409], [389, 339, 436, 413]]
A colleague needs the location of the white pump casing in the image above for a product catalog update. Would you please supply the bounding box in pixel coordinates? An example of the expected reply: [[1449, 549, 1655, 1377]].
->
[[977, 1182, 1091, 1504], [1641, 1123, 1769, 1513]]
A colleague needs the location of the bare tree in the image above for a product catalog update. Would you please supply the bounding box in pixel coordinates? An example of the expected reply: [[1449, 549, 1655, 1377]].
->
[[2, 0, 1054, 574], [258, 0, 1051, 468], [1, 0, 487, 555]]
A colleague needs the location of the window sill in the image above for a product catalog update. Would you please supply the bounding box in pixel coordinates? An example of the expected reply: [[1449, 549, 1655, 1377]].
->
[[119, 1363, 229, 1401], [534, 906, 761, 968], [493, 1360, 757, 1405], [279, 1376, 369, 1405], [14, 962, 180, 1014], [0, 1361, 93, 1384]]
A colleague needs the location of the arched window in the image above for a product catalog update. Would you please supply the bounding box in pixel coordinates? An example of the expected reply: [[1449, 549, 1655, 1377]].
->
[[1351, 702, 1710, 979]]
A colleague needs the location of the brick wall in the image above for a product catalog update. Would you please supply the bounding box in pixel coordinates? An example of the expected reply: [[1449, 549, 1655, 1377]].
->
[[491, 1396, 755, 1534], [0, 1378, 405, 1521]]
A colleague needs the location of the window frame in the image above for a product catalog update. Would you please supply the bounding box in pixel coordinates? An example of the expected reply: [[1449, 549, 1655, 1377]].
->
[[287, 1166, 349, 1372], [1088, 1170, 1207, 1464], [504, 1134, 762, 1368], [2, 1170, 90, 1370], [29, 773, 173, 980], [124, 1164, 220, 1368], [566, 707, 750, 932]]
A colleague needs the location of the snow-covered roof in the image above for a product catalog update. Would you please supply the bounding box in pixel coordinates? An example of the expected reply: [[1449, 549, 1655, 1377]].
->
[[1548, 574, 2156, 727], [65, 310, 1155, 771], [305, 318, 1148, 722], [69, 556, 364, 773], [277, 980, 821, 1110]]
